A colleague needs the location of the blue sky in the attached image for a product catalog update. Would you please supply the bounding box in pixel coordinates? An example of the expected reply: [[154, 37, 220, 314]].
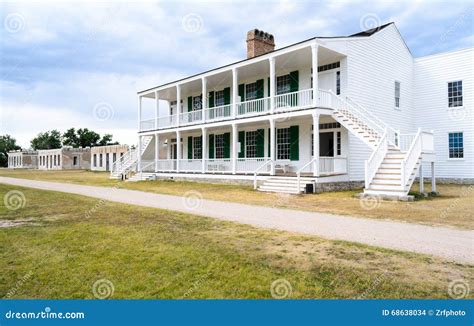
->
[[1, 0, 472, 147]]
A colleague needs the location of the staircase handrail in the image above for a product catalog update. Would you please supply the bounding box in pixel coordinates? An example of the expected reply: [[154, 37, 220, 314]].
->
[[401, 128, 423, 190], [364, 129, 388, 189], [296, 158, 318, 193], [253, 159, 273, 189]]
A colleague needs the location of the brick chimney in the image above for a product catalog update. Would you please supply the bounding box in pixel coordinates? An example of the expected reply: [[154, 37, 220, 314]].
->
[[246, 29, 275, 59]]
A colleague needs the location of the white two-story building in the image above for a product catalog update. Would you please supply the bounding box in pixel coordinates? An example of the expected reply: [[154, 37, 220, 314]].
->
[[112, 23, 473, 197]]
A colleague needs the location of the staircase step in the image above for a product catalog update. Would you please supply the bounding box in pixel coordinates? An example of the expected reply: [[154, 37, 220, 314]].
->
[[371, 178, 402, 185], [367, 184, 404, 191]]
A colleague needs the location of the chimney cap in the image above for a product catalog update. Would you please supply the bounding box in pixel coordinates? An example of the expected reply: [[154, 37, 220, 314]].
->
[[247, 28, 274, 42]]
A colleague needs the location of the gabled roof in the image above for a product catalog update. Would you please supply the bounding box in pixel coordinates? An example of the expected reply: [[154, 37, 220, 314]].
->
[[139, 22, 396, 94]]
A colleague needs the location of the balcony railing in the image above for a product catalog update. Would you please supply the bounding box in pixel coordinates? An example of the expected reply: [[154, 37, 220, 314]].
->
[[140, 89, 336, 131], [205, 159, 232, 173], [179, 159, 202, 172]]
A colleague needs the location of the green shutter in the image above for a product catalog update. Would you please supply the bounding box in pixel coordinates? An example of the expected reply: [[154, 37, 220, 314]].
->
[[256, 129, 265, 158], [267, 77, 271, 97], [290, 71, 299, 106], [256, 79, 264, 99], [187, 136, 193, 159], [187, 96, 193, 112], [208, 134, 214, 159], [268, 128, 270, 157], [238, 84, 245, 101], [289, 126, 299, 161], [223, 133, 231, 159], [223, 87, 231, 105], [238, 131, 245, 158], [208, 91, 214, 108]]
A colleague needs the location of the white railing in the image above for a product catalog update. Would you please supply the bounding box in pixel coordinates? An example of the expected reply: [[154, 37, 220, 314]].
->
[[238, 97, 270, 117], [236, 158, 268, 174], [179, 159, 202, 172], [140, 160, 155, 172], [156, 159, 176, 172], [421, 130, 434, 153], [344, 96, 399, 146], [364, 130, 388, 189], [319, 157, 348, 175], [319, 89, 332, 108], [253, 159, 273, 189], [205, 159, 232, 173], [110, 148, 137, 177], [140, 118, 155, 131], [179, 110, 203, 126], [399, 133, 417, 152], [157, 115, 178, 129], [275, 89, 312, 111], [296, 158, 317, 192], [205, 104, 232, 122], [401, 128, 422, 190]]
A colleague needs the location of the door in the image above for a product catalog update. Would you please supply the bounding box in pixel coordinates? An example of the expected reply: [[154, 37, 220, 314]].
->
[[171, 143, 177, 160], [318, 70, 337, 91], [106, 153, 110, 171], [319, 132, 334, 157]]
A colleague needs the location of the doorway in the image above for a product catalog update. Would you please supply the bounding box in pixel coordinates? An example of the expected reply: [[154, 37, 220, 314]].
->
[[319, 132, 334, 157]]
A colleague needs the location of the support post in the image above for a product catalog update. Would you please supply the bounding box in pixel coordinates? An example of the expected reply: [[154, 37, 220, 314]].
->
[[154, 133, 159, 172], [419, 164, 424, 194], [232, 124, 238, 175], [155, 91, 160, 129], [202, 77, 207, 123], [269, 57, 275, 113], [431, 162, 436, 193], [312, 113, 320, 176], [176, 84, 181, 127], [311, 43, 319, 107], [138, 95, 142, 131], [202, 127, 207, 173], [176, 130, 181, 172], [232, 68, 238, 118], [270, 119, 276, 175]]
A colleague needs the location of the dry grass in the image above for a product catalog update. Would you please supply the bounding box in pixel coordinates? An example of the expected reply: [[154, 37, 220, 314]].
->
[[1, 169, 472, 229], [1, 184, 472, 299]]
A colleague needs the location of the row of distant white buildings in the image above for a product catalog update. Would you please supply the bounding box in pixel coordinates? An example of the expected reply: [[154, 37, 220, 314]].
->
[[7, 145, 129, 171]]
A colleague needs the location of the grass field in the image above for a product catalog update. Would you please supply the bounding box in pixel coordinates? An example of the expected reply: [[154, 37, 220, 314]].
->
[[0, 184, 472, 299], [0, 169, 472, 229]]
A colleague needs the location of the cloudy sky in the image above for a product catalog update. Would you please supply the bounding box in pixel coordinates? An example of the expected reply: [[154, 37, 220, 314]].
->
[[1, 0, 472, 148]]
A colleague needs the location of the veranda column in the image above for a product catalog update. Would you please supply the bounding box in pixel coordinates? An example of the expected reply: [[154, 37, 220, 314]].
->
[[138, 95, 142, 132], [431, 162, 436, 193], [419, 164, 424, 193], [232, 124, 238, 174], [311, 43, 319, 107], [154, 133, 159, 172], [202, 127, 207, 173], [232, 67, 238, 118], [137, 135, 142, 172], [312, 113, 320, 176], [270, 119, 276, 175], [176, 84, 181, 127], [155, 91, 160, 129], [176, 130, 181, 172], [202, 77, 207, 123], [269, 57, 276, 113]]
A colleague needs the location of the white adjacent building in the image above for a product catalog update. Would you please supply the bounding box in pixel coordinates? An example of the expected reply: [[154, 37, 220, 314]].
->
[[112, 23, 473, 196], [38, 147, 91, 170], [91, 144, 129, 172], [7, 150, 38, 169]]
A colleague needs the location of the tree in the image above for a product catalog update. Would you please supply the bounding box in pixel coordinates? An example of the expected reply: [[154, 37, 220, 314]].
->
[[0, 135, 21, 167], [30, 130, 62, 150], [62, 128, 118, 148]]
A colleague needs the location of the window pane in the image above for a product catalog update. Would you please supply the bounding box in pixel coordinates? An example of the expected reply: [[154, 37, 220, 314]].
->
[[448, 132, 464, 158], [277, 128, 290, 160], [448, 81, 463, 108]]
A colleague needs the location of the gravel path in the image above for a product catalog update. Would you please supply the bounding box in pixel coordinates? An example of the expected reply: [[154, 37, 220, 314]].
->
[[1, 176, 472, 264]]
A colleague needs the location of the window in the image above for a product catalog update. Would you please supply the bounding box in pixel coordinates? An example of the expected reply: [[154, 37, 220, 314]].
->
[[54, 155, 57, 166], [245, 131, 258, 158], [245, 82, 257, 101], [113, 153, 117, 163], [448, 132, 463, 158], [276, 74, 291, 95], [57, 155, 60, 166], [193, 96, 202, 111], [336, 71, 341, 95], [73, 156, 78, 166], [215, 134, 225, 159], [193, 137, 202, 159], [215, 90, 225, 107], [277, 128, 290, 160], [448, 81, 463, 108], [318, 61, 340, 72], [319, 122, 341, 130], [93, 154, 97, 167], [99, 154, 103, 167], [337, 131, 341, 155], [395, 81, 401, 108]]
